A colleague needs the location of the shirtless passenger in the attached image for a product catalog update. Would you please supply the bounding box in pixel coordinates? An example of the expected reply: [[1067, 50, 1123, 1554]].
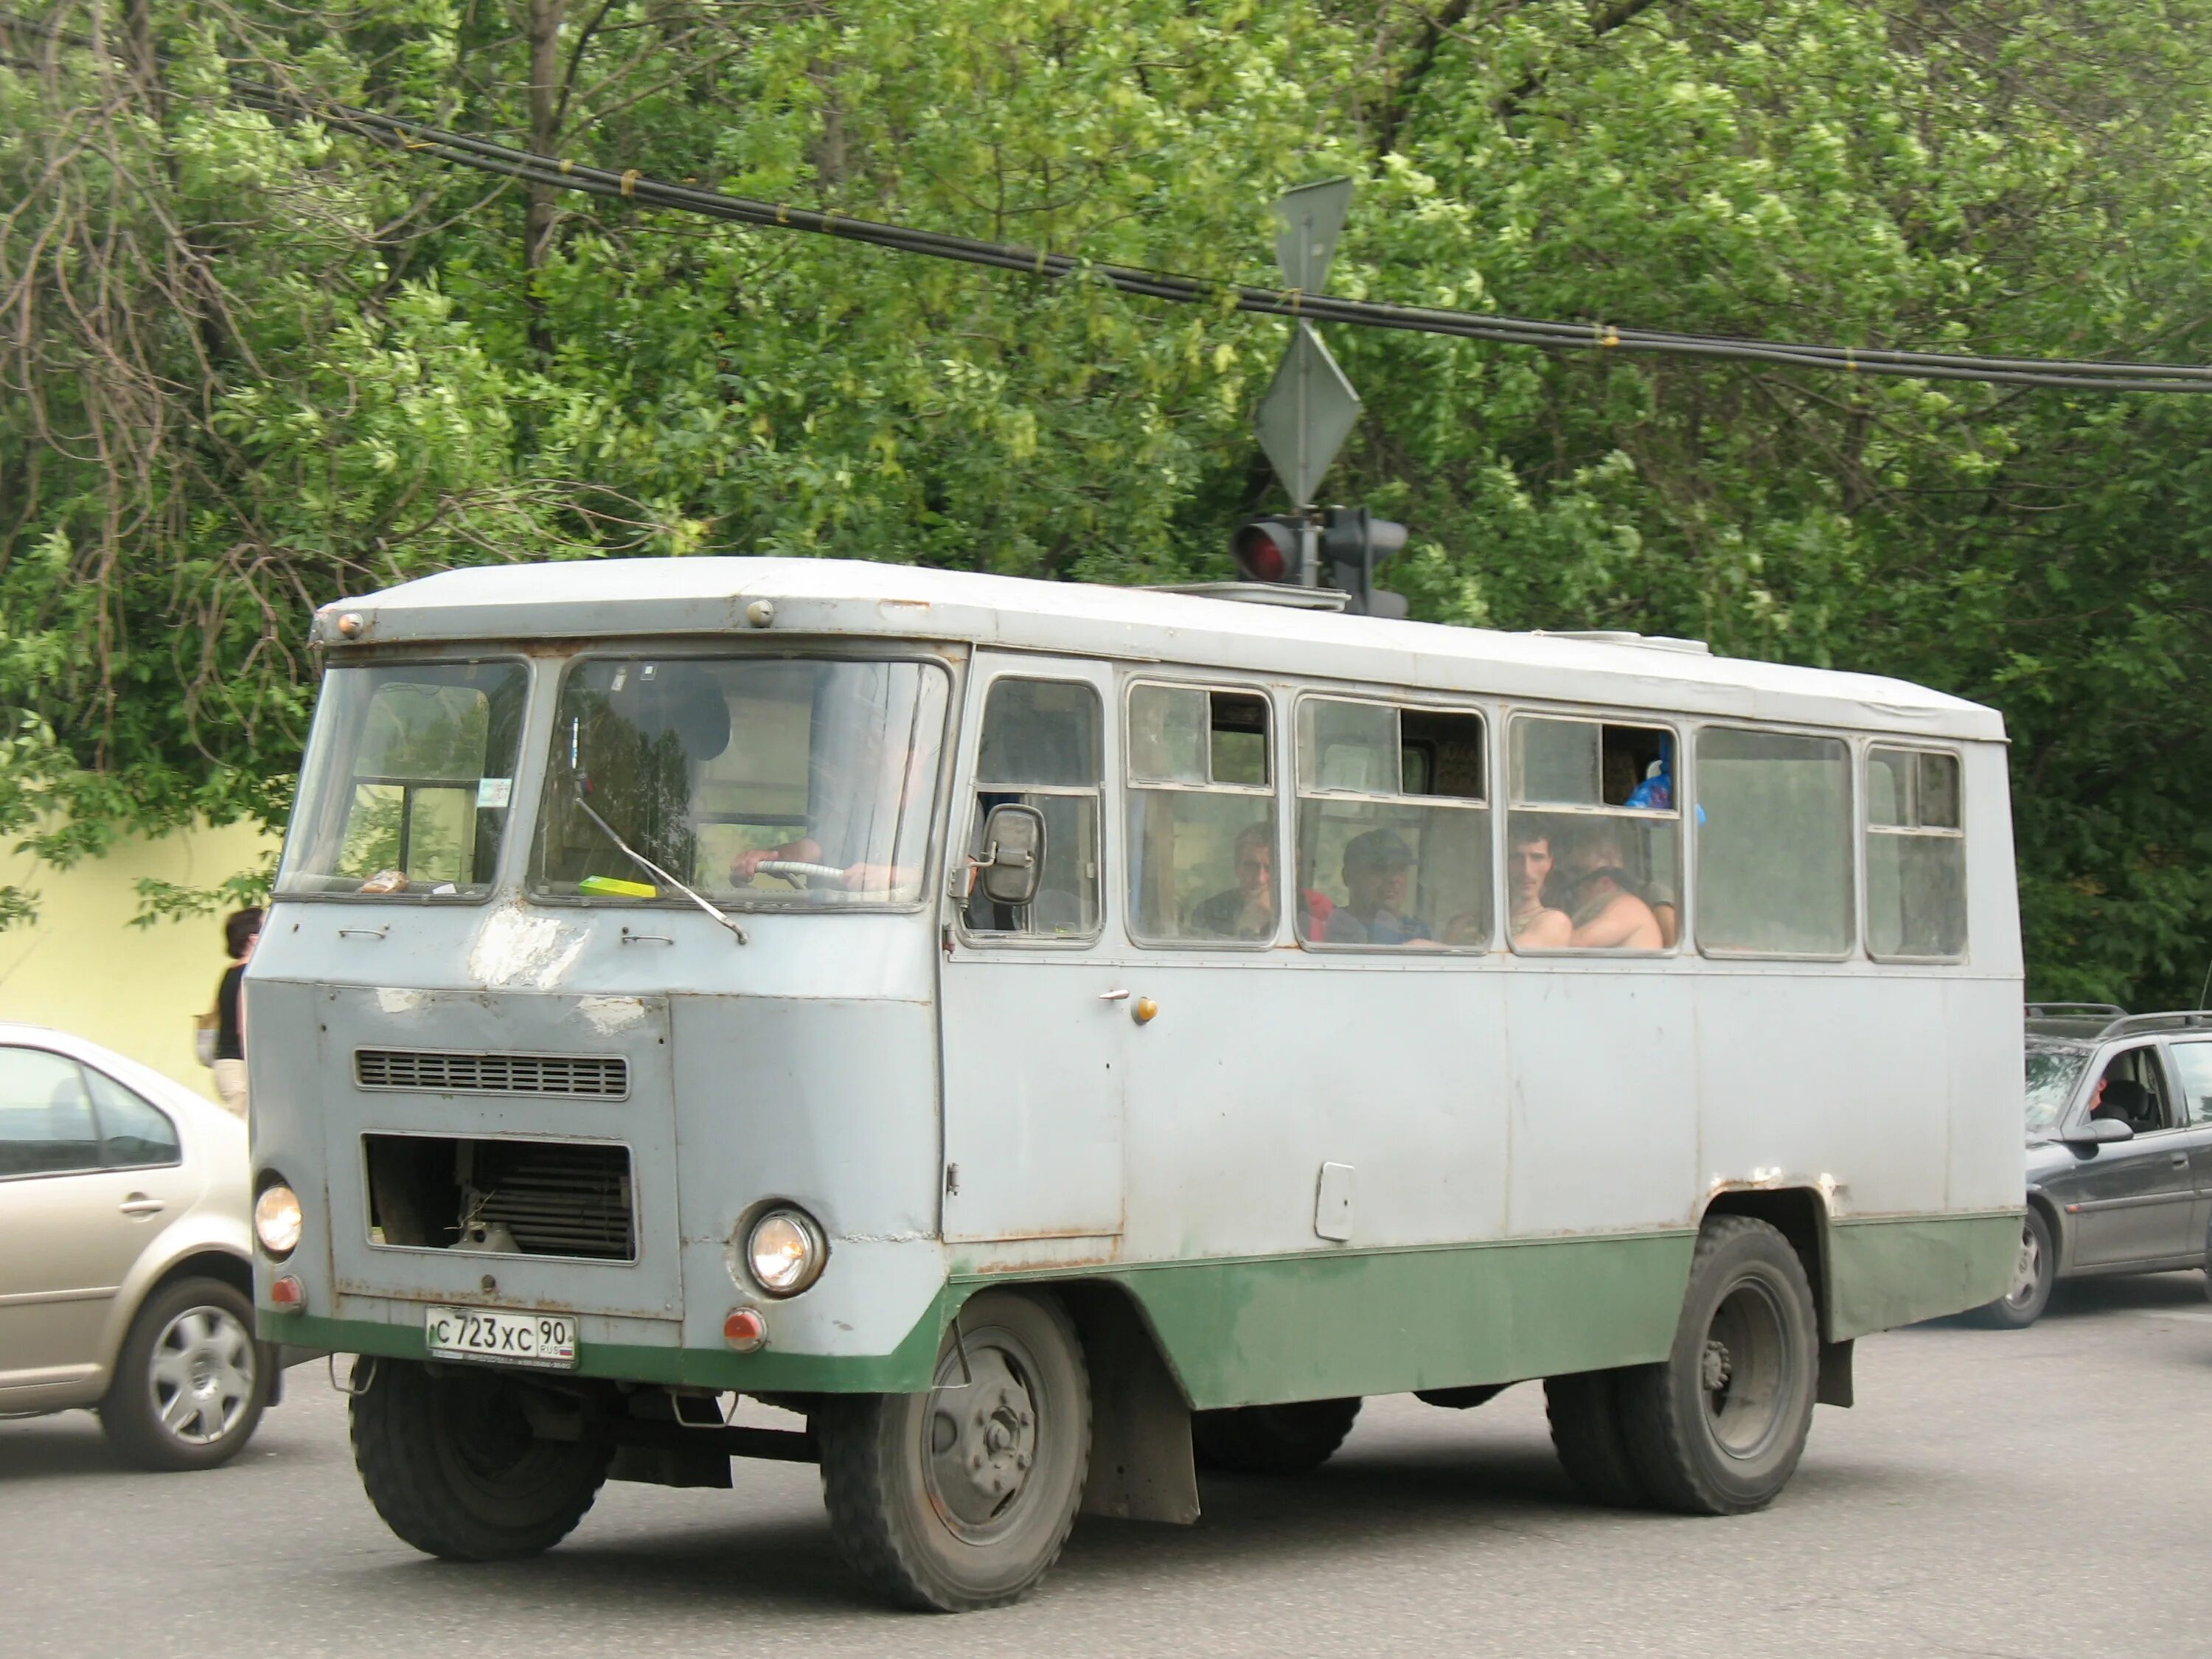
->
[[1559, 821, 1663, 950], [1506, 822, 1573, 947]]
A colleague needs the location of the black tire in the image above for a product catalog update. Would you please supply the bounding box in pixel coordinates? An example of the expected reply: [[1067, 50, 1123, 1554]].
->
[[101, 1275, 268, 1472], [1544, 1368, 1649, 1508], [1617, 1215, 1819, 1516], [817, 1290, 1091, 1612], [1971, 1208, 2056, 1329], [1191, 1397, 1362, 1475], [349, 1358, 612, 1561]]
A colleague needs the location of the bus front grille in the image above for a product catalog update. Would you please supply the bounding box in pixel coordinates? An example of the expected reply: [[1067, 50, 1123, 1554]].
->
[[365, 1135, 636, 1262], [355, 1048, 629, 1101]]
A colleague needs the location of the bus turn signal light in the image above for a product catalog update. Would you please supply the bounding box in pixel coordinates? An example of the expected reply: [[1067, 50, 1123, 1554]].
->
[[269, 1275, 304, 1310]]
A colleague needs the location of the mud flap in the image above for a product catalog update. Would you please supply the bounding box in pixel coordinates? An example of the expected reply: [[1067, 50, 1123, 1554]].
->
[[1064, 1287, 1200, 1525], [1817, 1338, 1854, 1408]]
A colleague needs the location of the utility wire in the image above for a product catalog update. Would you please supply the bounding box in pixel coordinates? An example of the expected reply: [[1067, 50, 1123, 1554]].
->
[[11, 11, 2212, 394]]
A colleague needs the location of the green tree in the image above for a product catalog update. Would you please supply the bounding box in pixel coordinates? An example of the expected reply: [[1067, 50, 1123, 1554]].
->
[[5, 0, 2212, 1005]]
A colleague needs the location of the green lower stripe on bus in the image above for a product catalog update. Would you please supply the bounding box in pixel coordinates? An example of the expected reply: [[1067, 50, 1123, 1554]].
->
[[262, 1211, 2018, 1405], [1823, 1211, 2022, 1340], [960, 1230, 1698, 1411]]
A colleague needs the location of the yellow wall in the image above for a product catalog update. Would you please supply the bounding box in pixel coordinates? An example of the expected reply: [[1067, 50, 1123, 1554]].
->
[[0, 822, 280, 1099]]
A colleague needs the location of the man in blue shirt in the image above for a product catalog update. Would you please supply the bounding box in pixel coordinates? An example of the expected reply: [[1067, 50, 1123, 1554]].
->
[[1325, 829, 1432, 946]]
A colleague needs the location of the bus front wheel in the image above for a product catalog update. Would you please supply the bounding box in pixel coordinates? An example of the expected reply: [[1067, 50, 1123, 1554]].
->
[[1618, 1215, 1819, 1515], [349, 1358, 613, 1561], [817, 1290, 1091, 1612]]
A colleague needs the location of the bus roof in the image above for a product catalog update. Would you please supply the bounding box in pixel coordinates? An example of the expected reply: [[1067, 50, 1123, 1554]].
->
[[315, 557, 2004, 742]]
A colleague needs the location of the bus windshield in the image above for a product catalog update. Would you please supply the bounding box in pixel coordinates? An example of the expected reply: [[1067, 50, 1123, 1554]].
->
[[529, 655, 948, 908], [277, 659, 531, 900]]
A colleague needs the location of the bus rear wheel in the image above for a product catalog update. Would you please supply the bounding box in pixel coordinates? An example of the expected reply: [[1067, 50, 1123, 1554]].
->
[[1191, 1397, 1362, 1475], [817, 1290, 1091, 1612], [1544, 1368, 1649, 1507], [349, 1359, 613, 1561], [1618, 1215, 1819, 1515]]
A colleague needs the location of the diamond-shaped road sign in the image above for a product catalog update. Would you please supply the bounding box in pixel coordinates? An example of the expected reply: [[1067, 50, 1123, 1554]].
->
[[1257, 324, 1361, 512], [1259, 180, 1358, 509]]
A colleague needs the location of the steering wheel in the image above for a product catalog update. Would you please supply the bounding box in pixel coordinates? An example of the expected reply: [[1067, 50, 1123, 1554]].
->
[[750, 859, 848, 884]]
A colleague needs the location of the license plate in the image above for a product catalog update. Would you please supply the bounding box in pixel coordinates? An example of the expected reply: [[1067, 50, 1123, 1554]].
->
[[424, 1306, 578, 1369]]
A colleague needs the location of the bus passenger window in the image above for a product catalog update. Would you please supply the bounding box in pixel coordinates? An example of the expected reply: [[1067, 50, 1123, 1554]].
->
[[1294, 699, 1490, 950], [963, 678, 1103, 940], [1126, 684, 1277, 945], [1508, 717, 1679, 952], [1865, 747, 1966, 960], [1695, 728, 1854, 956]]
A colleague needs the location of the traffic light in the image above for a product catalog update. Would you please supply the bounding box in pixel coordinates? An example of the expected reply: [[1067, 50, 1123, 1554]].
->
[[1231, 515, 1305, 585], [1319, 507, 1410, 619]]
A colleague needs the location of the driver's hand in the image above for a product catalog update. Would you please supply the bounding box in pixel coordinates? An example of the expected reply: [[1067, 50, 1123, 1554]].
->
[[730, 847, 772, 883], [841, 862, 897, 892]]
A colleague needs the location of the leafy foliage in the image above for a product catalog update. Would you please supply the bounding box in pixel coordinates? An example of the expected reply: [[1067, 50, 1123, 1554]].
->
[[4, 0, 2212, 1002]]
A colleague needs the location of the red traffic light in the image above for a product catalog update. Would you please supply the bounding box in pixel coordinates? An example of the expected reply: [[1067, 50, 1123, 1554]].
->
[[1232, 517, 1302, 585]]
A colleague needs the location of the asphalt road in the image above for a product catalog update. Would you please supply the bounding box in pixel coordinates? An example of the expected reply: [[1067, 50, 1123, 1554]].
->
[[7, 1273, 2211, 1659]]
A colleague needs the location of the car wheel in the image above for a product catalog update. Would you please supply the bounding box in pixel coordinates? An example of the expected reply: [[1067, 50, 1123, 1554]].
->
[[100, 1276, 268, 1472], [1970, 1208, 2055, 1329]]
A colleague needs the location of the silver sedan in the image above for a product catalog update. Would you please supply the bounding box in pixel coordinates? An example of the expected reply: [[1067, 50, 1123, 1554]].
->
[[0, 1025, 271, 1468]]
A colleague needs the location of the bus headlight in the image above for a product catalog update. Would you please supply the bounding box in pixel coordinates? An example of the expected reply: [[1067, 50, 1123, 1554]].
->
[[254, 1181, 303, 1259], [745, 1208, 827, 1297]]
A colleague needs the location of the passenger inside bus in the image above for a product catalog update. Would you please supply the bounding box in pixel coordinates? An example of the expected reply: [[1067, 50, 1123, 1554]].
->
[[1187, 823, 1277, 941], [1559, 821, 1663, 950], [1324, 830, 1434, 946], [1503, 819, 1572, 947]]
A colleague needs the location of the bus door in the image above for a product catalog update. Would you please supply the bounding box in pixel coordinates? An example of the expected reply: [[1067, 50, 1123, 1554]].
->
[[939, 658, 1127, 1242]]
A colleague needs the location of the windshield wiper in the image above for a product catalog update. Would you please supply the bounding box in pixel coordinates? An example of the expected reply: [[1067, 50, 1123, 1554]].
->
[[571, 788, 747, 946]]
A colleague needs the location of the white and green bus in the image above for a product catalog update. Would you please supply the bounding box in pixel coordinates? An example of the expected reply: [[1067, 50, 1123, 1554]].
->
[[248, 557, 2022, 1610]]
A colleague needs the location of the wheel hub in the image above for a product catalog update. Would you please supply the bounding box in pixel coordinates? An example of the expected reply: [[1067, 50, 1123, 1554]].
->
[[150, 1305, 254, 1446], [1701, 1338, 1733, 1396], [925, 1346, 1040, 1531]]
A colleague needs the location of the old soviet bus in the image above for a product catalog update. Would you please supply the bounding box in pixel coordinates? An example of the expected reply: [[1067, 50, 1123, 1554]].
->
[[246, 557, 2023, 1610]]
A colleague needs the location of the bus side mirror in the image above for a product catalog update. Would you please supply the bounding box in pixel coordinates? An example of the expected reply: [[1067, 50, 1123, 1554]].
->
[[973, 804, 1046, 907]]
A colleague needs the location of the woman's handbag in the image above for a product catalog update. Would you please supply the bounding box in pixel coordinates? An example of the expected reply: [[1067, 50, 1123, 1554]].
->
[[193, 1009, 219, 1068]]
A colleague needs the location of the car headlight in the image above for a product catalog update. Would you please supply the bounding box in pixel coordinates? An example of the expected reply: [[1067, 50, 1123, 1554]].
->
[[746, 1208, 827, 1297], [254, 1182, 302, 1259]]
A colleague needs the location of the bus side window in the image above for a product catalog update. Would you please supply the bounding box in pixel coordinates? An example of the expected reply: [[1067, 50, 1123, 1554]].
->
[[963, 678, 1104, 940], [1294, 698, 1491, 950], [1694, 728, 1854, 957], [1507, 716, 1680, 952], [1125, 684, 1277, 945], [1865, 747, 1966, 960]]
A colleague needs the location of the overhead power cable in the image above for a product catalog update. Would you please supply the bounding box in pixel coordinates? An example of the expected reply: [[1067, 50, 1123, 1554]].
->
[[10, 12, 2212, 394]]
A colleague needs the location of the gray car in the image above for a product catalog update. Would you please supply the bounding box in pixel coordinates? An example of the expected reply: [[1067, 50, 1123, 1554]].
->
[[1979, 1006, 2212, 1326]]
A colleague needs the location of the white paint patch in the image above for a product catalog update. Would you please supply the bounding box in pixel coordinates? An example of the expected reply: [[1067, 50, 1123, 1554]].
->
[[466, 901, 588, 992], [576, 995, 648, 1035], [375, 987, 429, 1015]]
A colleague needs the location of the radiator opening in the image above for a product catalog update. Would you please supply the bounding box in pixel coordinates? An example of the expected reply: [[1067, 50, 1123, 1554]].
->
[[365, 1134, 636, 1262]]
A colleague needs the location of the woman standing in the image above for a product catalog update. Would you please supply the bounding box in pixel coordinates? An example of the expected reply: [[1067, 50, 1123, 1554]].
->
[[211, 908, 261, 1119]]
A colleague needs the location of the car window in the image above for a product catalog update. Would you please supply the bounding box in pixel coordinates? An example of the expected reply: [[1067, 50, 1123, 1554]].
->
[[2093, 1044, 2176, 1133], [84, 1068, 182, 1169], [2166, 1042, 2212, 1127], [0, 1047, 104, 1178]]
